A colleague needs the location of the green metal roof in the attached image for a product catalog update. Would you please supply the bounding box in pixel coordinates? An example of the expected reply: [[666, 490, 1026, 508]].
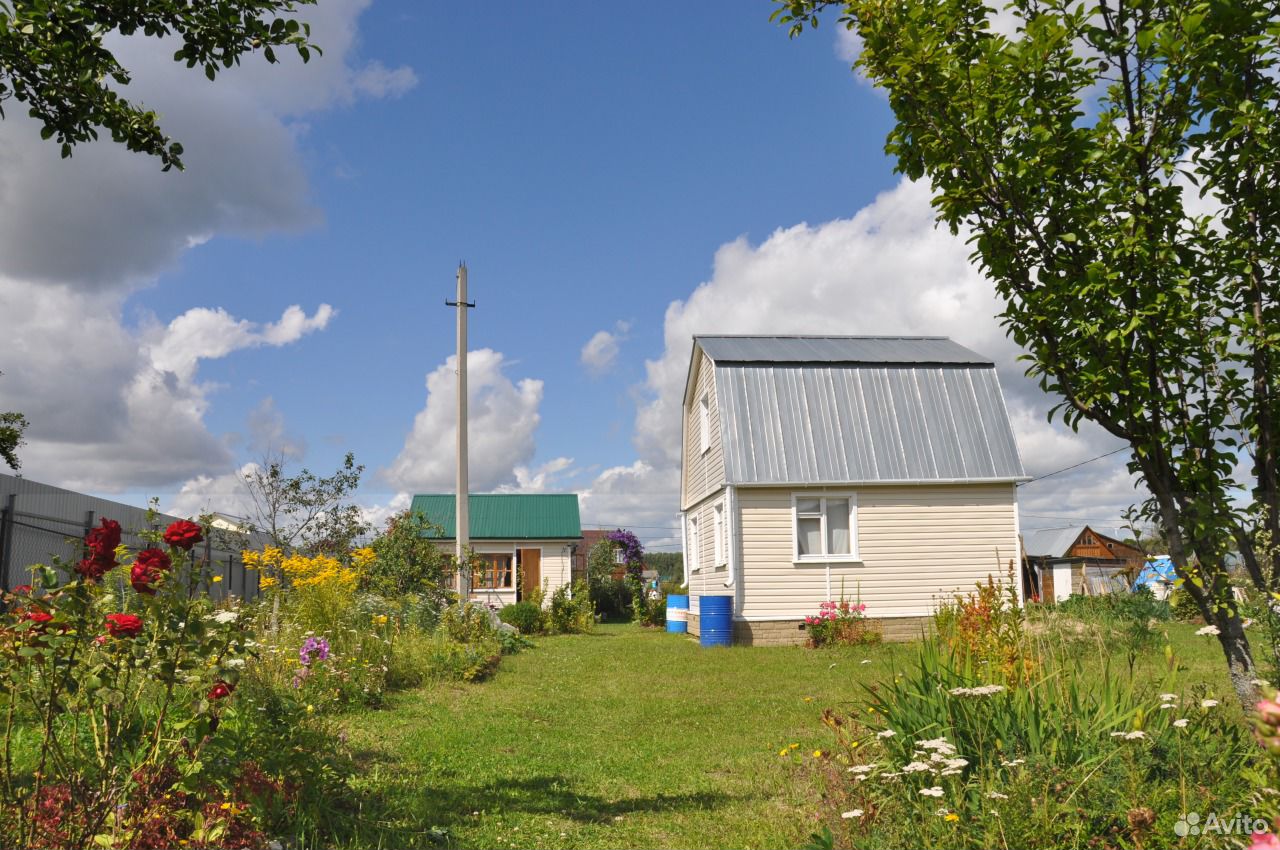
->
[[410, 494, 582, 540]]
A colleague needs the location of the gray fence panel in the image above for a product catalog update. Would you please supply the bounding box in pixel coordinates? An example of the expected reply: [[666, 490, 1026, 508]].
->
[[1, 473, 262, 601]]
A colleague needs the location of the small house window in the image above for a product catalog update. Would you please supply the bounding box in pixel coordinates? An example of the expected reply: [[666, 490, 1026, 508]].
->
[[794, 495, 857, 560], [713, 502, 725, 566], [473, 553, 513, 589], [688, 515, 700, 571], [699, 394, 711, 454]]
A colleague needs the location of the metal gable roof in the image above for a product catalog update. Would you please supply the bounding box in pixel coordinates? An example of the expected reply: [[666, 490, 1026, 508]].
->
[[410, 494, 582, 539], [697, 336, 1025, 485], [696, 335, 994, 366]]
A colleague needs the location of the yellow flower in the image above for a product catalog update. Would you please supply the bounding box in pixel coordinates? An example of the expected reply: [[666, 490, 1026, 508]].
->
[[306, 704, 315, 713], [351, 547, 377, 568], [778, 749, 788, 757], [812, 749, 823, 758], [211, 575, 223, 583], [945, 813, 960, 823], [789, 743, 799, 750], [803, 696, 813, 702], [373, 614, 389, 626], [259, 576, 278, 589]]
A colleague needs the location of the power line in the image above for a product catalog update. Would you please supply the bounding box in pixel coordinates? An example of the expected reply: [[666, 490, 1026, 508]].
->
[[1017, 447, 1129, 487]]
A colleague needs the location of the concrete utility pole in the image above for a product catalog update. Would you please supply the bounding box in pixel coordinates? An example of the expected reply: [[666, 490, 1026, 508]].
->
[[447, 263, 474, 597]]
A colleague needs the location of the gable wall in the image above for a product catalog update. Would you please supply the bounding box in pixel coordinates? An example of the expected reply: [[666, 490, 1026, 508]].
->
[[682, 350, 726, 509]]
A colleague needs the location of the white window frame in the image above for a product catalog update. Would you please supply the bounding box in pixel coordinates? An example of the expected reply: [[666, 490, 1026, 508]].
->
[[699, 394, 711, 454], [791, 492, 859, 563], [713, 501, 725, 566], [688, 515, 700, 572]]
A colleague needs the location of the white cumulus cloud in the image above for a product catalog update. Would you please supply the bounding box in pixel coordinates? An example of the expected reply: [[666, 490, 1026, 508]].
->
[[383, 349, 546, 493], [580, 321, 631, 376]]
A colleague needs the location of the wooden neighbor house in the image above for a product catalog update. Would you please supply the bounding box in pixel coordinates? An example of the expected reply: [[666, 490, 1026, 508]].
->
[[410, 494, 582, 608], [1021, 525, 1146, 603], [679, 335, 1028, 646]]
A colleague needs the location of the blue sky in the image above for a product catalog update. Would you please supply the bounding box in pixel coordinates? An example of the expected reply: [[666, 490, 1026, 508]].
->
[[0, 1, 1142, 549]]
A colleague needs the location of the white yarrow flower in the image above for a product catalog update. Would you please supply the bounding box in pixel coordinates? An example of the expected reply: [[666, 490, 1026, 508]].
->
[[902, 761, 933, 773], [919, 786, 944, 797], [877, 729, 897, 738], [986, 791, 1009, 800], [841, 809, 864, 819], [1173, 719, 1189, 728], [1159, 693, 1178, 702], [1124, 730, 1146, 740], [1201, 699, 1219, 708], [1195, 625, 1221, 636]]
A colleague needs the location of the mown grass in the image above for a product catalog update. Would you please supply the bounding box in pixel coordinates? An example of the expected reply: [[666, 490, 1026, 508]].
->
[[336, 620, 1235, 850]]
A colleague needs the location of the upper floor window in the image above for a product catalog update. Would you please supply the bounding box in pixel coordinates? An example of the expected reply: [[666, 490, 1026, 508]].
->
[[794, 495, 857, 561], [699, 394, 710, 454]]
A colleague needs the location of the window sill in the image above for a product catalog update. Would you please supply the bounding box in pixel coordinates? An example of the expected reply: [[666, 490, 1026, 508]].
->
[[793, 558, 862, 567]]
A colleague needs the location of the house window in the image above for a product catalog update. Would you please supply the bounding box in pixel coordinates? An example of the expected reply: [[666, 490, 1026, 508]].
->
[[688, 515, 700, 571], [794, 495, 857, 560], [614, 548, 626, 565], [473, 553, 513, 589], [699, 394, 710, 454], [713, 502, 725, 566]]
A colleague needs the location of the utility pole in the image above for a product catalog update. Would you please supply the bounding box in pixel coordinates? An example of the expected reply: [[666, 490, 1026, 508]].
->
[[446, 263, 475, 598]]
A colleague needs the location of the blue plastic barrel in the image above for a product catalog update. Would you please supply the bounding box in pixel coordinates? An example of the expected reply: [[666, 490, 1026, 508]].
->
[[666, 594, 689, 633], [699, 595, 733, 647]]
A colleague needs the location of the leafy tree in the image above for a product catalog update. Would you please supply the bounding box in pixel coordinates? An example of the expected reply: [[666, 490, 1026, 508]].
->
[[644, 552, 685, 584], [0, 372, 26, 470], [0, 0, 318, 171], [241, 451, 368, 554], [775, 0, 1279, 705], [362, 509, 452, 602]]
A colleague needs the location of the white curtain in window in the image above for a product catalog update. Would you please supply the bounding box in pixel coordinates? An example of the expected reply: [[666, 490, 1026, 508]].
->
[[797, 517, 822, 556], [826, 499, 850, 555]]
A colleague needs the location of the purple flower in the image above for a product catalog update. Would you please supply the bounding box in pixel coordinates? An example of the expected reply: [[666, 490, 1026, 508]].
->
[[299, 636, 330, 666]]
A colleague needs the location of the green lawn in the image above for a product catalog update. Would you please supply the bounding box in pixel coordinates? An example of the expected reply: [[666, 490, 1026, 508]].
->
[[338, 621, 1234, 850], [340, 625, 916, 849]]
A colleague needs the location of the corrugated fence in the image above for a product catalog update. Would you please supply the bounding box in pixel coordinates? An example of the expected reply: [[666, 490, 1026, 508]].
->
[[0, 473, 263, 601]]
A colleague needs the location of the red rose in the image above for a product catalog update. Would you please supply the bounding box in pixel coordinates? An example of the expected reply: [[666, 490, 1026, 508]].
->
[[130, 562, 159, 595], [104, 613, 144, 638], [23, 609, 54, 627], [163, 520, 203, 551], [79, 518, 123, 582], [208, 681, 233, 700], [130, 548, 172, 595], [11, 585, 32, 596]]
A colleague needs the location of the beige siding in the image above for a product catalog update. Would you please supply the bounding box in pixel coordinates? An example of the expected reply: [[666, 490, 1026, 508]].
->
[[684, 491, 728, 615], [681, 351, 726, 509], [736, 484, 1019, 619]]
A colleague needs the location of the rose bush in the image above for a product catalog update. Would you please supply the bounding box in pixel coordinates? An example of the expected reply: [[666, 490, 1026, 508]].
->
[[0, 515, 295, 849]]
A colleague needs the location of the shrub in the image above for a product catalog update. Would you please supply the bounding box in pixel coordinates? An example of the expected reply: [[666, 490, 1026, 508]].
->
[[1055, 586, 1171, 624], [805, 599, 882, 648], [1168, 585, 1204, 622], [590, 576, 632, 621], [500, 601, 544, 634], [358, 510, 453, 601], [548, 581, 595, 634], [632, 580, 666, 627], [0, 517, 276, 849]]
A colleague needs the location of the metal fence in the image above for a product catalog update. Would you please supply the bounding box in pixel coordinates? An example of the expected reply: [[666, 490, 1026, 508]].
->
[[0, 473, 262, 601]]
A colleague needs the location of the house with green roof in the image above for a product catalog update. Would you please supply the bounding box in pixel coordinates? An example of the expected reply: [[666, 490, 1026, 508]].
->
[[410, 493, 583, 607]]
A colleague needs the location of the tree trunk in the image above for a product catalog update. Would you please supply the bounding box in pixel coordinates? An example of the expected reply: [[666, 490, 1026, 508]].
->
[[1217, 614, 1260, 709]]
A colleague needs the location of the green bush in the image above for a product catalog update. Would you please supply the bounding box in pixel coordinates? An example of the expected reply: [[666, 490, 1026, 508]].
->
[[590, 577, 632, 621], [1168, 586, 1204, 622], [500, 600, 544, 634], [548, 580, 595, 634], [1055, 586, 1171, 624]]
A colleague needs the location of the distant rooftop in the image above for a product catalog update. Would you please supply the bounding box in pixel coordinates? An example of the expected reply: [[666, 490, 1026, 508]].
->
[[695, 335, 994, 366]]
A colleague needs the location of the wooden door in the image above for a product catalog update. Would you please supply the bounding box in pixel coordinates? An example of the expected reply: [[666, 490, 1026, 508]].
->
[[519, 549, 541, 601]]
